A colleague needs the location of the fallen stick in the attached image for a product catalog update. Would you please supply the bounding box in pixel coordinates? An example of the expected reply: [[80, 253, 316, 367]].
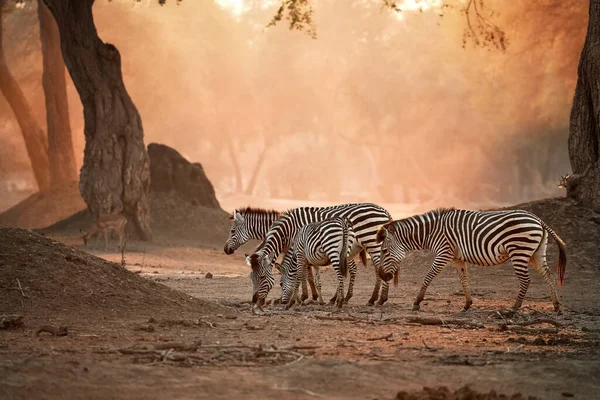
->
[[509, 318, 563, 328], [406, 316, 484, 328], [36, 326, 68, 337], [16, 279, 26, 297], [498, 325, 559, 335], [367, 332, 394, 341]]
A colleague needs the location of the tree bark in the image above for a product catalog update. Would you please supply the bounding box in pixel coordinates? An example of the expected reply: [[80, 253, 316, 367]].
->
[[0, 0, 50, 190], [568, 0, 600, 211], [43, 0, 152, 240], [38, 0, 77, 186]]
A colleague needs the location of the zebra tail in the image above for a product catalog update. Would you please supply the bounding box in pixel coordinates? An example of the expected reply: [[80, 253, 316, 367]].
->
[[542, 220, 567, 286], [359, 249, 368, 268], [393, 269, 399, 288], [339, 221, 349, 279]]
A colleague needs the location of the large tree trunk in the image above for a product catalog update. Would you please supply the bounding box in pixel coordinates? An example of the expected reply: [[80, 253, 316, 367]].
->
[[43, 0, 152, 240], [0, 0, 50, 190], [568, 0, 600, 211], [38, 0, 77, 186]]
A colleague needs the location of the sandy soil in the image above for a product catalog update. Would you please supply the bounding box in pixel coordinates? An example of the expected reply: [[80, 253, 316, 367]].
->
[[1, 198, 600, 399]]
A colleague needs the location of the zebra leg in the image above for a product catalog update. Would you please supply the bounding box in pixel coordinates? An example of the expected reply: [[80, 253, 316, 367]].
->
[[530, 239, 560, 312], [344, 259, 357, 304], [307, 266, 320, 302], [453, 260, 473, 311], [286, 263, 304, 311], [413, 254, 453, 311], [300, 267, 309, 303], [328, 255, 345, 309], [377, 281, 390, 306], [509, 254, 532, 312], [366, 253, 382, 306], [314, 266, 325, 305]]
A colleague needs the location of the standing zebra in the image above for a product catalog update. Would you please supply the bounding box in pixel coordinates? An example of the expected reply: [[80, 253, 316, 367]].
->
[[224, 207, 281, 255], [224, 207, 320, 302], [376, 208, 567, 312], [247, 203, 393, 307], [278, 217, 368, 309]]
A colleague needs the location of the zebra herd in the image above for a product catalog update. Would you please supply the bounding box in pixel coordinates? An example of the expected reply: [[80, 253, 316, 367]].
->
[[223, 203, 567, 313]]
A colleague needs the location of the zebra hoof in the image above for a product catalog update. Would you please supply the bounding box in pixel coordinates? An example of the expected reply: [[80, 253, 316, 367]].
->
[[376, 299, 387, 306], [411, 304, 420, 311]]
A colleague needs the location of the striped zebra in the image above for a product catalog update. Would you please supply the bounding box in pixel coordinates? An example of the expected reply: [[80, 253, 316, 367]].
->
[[247, 203, 393, 308], [376, 208, 567, 312], [224, 207, 320, 302], [224, 207, 281, 255], [276, 217, 368, 309]]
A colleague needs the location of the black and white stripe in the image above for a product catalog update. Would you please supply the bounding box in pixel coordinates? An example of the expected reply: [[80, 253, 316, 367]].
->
[[376, 208, 567, 312], [278, 217, 366, 308], [224, 207, 281, 255], [248, 203, 392, 306], [225, 207, 320, 303]]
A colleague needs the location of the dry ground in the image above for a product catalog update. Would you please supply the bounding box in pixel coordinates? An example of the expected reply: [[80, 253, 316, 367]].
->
[[1, 197, 600, 399]]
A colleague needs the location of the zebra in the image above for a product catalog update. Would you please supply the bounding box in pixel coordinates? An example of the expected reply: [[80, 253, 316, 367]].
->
[[376, 208, 567, 312], [224, 207, 281, 255], [276, 217, 369, 309], [224, 207, 320, 302], [247, 203, 393, 307]]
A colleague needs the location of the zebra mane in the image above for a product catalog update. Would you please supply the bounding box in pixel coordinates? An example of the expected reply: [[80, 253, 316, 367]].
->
[[376, 207, 456, 242], [236, 206, 281, 217]]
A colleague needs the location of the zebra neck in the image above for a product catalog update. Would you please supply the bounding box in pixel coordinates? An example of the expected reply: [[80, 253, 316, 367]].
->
[[248, 213, 279, 239]]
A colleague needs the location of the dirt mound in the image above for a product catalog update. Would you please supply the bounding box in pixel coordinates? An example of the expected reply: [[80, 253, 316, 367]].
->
[[395, 385, 538, 400], [0, 228, 232, 324], [148, 143, 221, 209], [0, 180, 86, 229], [499, 197, 600, 273]]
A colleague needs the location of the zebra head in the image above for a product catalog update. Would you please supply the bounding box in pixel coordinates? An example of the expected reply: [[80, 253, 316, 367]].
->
[[376, 224, 405, 286], [247, 252, 275, 306], [224, 210, 250, 255]]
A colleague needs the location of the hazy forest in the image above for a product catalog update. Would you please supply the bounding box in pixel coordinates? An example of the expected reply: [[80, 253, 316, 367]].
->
[[1, 1, 599, 399]]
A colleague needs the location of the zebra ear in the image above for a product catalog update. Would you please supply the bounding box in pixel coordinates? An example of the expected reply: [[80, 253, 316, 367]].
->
[[249, 254, 260, 270], [376, 226, 388, 243], [233, 210, 244, 224]]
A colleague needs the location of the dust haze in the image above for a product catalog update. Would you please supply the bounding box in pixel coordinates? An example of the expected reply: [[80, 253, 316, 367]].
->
[[0, 0, 588, 211]]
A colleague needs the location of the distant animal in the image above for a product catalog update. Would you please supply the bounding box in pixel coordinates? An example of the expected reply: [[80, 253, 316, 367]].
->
[[377, 208, 566, 312], [276, 217, 368, 309], [81, 213, 128, 252], [247, 203, 393, 309]]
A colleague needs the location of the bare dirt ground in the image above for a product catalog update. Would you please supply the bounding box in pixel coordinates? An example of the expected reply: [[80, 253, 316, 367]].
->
[[2, 197, 600, 399]]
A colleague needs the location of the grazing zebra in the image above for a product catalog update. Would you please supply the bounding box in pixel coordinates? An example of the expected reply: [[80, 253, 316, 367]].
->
[[376, 208, 567, 312], [277, 217, 369, 308], [247, 203, 393, 307], [224, 207, 320, 302]]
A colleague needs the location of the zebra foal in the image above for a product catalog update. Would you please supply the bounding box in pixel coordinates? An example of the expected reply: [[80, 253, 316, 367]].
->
[[276, 217, 368, 308], [376, 208, 567, 312]]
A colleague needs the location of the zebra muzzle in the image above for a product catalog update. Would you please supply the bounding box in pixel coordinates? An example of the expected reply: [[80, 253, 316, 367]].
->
[[378, 266, 394, 282], [224, 244, 234, 255]]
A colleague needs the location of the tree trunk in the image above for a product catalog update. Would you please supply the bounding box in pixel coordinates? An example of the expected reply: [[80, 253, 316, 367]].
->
[[244, 138, 272, 195], [43, 0, 152, 240], [38, 0, 77, 186], [0, 0, 50, 190], [568, 0, 600, 211]]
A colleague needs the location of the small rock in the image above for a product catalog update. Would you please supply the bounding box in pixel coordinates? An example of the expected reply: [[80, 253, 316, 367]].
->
[[205, 272, 213, 279], [562, 392, 575, 397]]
